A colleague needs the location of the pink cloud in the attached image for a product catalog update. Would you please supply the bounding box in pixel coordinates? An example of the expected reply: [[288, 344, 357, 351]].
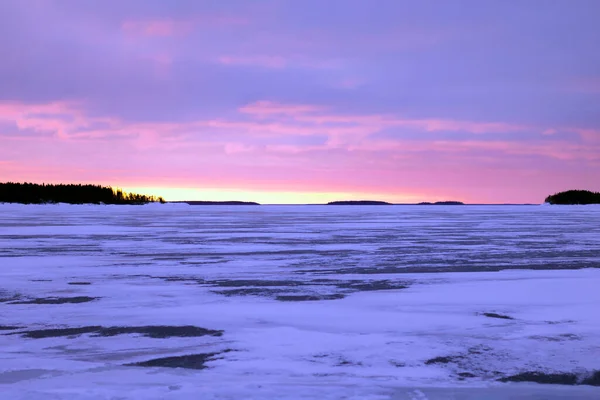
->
[[341, 138, 600, 163], [239, 101, 324, 117], [237, 101, 538, 148], [412, 119, 530, 134], [121, 19, 193, 37], [216, 54, 344, 70], [224, 143, 256, 154], [3, 100, 597, 156], [0, 102, 173, 142], [428, 140, 600, 161], [0, 102, 75, 118], [568, 128, 600, 142], [121, 15, 247, 38], [264, 144, 328, 154], [0, 101, 91, 139], [237, 102, 533, 135]]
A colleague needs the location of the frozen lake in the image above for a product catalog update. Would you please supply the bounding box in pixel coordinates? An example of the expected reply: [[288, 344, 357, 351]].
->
[[1, 204, 600, 399]]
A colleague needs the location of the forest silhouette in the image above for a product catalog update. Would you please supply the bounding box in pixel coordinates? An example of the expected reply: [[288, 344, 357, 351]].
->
[[545, 190, 600, 205], [0, 182, 164, 205]]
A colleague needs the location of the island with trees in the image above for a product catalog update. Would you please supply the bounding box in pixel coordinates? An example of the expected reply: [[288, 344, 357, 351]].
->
[[0, 182, 164, 205], [418, 201, 464, 205], [326, 200, 465, 205], [544, 190, 600, 205], [327, 200, 392, 205]]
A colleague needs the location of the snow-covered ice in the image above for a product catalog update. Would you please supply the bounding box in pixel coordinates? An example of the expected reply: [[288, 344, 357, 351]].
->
[[1, 204, 600, 399]]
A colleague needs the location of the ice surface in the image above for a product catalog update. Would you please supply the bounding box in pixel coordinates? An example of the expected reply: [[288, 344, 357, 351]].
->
[[1, 204, 600, 399]]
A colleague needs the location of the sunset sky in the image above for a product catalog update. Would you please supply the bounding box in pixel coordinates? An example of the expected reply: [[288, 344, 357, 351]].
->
[[1, 0, 599, 204]]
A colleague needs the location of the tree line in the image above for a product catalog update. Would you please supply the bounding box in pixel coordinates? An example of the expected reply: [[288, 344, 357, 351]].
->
[[545, 190, 600, 205], [0, 182, 165, 205]]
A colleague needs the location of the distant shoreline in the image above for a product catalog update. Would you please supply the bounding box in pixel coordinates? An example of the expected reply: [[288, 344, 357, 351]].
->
[[0, 202, 548, 206], [172, 201, 260, 206], [3, 183, 598, 206], [327, 200, 391, 205], [326, 200, 465, 206]]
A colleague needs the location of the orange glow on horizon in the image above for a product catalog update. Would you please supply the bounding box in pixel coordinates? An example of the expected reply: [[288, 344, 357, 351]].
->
[[121, 186, 442, 204]]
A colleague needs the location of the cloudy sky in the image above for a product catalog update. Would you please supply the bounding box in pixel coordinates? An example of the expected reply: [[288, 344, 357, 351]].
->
[[1, 0, 599, 203]]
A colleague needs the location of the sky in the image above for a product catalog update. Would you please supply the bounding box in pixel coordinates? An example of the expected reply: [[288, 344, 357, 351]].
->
[[1, 0, 599, 204]]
